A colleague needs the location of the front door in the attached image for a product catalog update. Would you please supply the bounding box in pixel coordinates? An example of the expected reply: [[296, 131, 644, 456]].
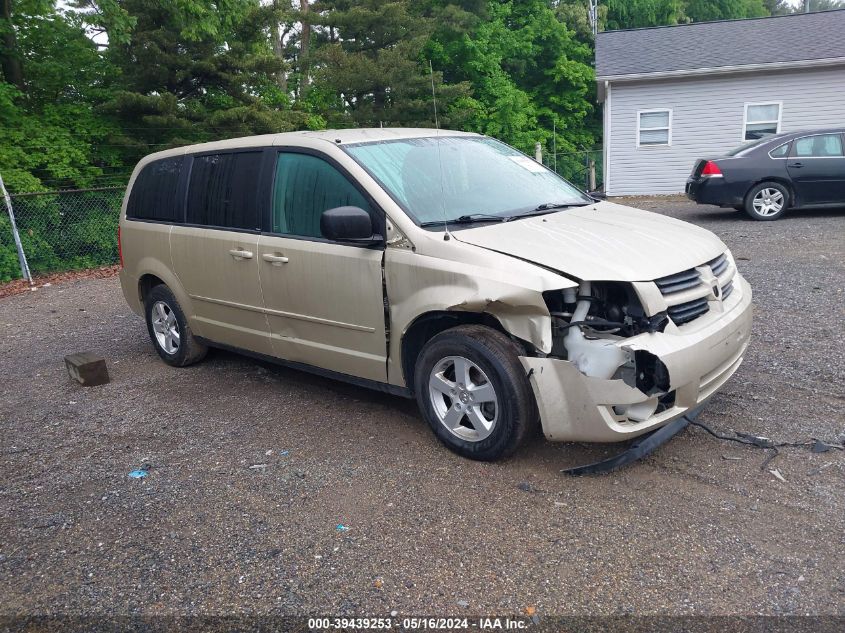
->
[[257, 151, 387, 382], [170, 150, 271, 354], [787, 133, 845, 206]]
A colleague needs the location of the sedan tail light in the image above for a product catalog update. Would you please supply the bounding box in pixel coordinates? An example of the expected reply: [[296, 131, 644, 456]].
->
[[701, 161, 723, 177], [118, 226, 124, 267]]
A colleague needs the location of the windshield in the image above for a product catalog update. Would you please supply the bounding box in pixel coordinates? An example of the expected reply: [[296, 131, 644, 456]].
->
[[343, 136, 591, 225]]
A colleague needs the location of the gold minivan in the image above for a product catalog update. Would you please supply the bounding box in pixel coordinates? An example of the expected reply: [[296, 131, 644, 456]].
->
[[119, 129, 752, 461]]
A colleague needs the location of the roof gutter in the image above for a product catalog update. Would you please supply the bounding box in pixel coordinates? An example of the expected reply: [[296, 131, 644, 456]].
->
[[596, 56, 845, 84]]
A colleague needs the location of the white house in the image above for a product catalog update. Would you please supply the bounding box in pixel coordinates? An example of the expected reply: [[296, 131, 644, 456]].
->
[[595, 10, 845, 196]]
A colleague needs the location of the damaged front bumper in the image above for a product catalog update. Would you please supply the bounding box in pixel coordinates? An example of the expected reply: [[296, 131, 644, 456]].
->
[[521, 275, 753, 443]]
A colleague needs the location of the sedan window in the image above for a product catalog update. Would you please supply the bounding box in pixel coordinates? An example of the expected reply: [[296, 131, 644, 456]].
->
[[769, 143, 790, 158], [792, 134, 844, 158]]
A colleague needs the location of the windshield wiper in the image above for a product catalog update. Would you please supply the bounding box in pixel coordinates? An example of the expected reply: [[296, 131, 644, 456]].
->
[[504, 202, 590, 222], [420, 213, 507, 227]]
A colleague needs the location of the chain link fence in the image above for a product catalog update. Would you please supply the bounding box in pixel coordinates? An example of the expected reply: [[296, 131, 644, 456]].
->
[[543, 149, 603, 192], [1, 187, 125, 283]]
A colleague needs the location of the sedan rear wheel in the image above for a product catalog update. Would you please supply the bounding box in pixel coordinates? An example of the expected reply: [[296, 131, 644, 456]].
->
[[744, 182, 789, 221]]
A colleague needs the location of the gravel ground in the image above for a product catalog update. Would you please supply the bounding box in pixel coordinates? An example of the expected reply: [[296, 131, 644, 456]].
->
[[1, 199, 844, 619]]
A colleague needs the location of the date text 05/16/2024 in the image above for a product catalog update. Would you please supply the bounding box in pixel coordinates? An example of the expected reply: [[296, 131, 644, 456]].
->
[[308, 617, 531, 630]]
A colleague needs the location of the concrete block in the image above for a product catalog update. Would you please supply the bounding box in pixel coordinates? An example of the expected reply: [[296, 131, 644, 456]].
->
[[64, 352, 110, 387]]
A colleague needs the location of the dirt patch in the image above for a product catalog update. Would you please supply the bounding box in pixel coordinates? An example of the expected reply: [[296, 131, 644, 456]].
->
[[0, 265, 120, 299], [1, 200, 843, 616]]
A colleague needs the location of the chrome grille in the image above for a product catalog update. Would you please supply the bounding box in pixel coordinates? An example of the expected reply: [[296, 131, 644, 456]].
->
[[655, 252, 737, 327], [666, 296, 709, 325], [654, 269, 702, 294], [709, 253, 729, 277]]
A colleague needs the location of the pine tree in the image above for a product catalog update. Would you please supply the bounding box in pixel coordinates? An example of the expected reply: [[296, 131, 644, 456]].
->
[[97, 0, 310, 163], [309, 0, 471, 128]]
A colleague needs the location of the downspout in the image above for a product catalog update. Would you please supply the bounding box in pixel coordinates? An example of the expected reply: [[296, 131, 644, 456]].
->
[[604, 80, 611, 197]]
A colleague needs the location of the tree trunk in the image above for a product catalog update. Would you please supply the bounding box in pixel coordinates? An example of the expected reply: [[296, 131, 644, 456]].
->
[[0, 0, 24, 89], [299, 0, 311, 98], [272, 0, 288, 92]]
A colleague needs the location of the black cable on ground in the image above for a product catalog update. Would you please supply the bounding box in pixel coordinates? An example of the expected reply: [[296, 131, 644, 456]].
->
[[689, 420, 843, 470]]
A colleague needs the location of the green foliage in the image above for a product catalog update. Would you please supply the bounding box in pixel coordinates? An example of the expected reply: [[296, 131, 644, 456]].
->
[[603, 0, 685, 29], [310, 0, 472, 128], [0, 189, 122, 280], [98, 0, 310, 166], [434, 0, 595, 156], [0, 0, 820, 279], [0, 214, 22, 282], [685, 0, 769, 21], [0, 2, 124, 191]]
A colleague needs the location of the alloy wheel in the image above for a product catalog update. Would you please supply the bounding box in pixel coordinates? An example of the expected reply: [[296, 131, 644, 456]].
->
[[752, 188, 784, 217], [151, 300, 180, 355], [428, 355, 499, 442]]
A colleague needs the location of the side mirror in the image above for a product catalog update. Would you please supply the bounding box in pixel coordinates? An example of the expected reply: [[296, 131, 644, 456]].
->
[[320, 206, 381, 243], [588, 190, 607, 201]]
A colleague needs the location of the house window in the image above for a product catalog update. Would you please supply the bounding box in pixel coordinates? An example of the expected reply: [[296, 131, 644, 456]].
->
[[637, 110, 671, 147], [744, 103, 781, 141]]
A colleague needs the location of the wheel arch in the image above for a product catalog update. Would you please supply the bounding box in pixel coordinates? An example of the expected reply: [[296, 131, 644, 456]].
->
[[400, 310, 528, 397], [747, 177, 795, 208], [134, 264, 197, 332], [138, 273, 166, 304]]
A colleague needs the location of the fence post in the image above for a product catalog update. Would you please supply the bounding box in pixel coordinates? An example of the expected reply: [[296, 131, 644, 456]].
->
[[534, 142, 542, 163], [0, 171, 32, 284], [588, 159, 597, 192]]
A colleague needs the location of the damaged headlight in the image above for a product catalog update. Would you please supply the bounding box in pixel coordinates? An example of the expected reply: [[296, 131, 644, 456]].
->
[[544, 282, 668, 345], [543, 282, 670, 382]]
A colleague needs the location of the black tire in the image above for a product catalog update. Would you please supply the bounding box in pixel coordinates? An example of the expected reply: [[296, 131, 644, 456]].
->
[[744, 181, 790, 221], [144, 284, 207, 367], [413, 325, 538, 461]]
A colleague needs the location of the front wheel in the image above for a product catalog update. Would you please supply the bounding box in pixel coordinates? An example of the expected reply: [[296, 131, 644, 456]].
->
[[744, 181, 789, 221], [414, 325, 537, 461]]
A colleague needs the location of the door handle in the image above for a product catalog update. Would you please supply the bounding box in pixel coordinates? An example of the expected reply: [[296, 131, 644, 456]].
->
[[228, 248, 254, 259], [790, 162, 804, 168], [262, 253, 289, 264]]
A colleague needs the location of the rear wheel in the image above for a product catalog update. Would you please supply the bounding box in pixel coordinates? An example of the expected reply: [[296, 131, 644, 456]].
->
[[144, 284, 207, 367], [414, 325, 537, 461], [744, 181, 789, 221]]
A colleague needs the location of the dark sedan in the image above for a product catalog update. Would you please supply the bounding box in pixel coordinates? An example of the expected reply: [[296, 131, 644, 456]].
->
[[686, 128, 845, 221]]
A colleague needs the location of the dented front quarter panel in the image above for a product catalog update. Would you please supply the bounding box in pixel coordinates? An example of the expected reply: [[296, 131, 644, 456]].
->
[[384, 234, 576, 387]]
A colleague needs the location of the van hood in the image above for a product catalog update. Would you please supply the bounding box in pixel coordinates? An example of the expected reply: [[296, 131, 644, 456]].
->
[[451, 201, 726, 282]]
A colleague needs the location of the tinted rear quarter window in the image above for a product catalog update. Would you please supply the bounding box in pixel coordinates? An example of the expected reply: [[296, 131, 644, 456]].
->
[[126, 157, 183, 222], [186, 152, 263, 230]]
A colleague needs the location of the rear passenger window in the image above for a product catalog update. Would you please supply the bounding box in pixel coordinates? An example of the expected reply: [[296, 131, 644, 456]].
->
[[769, 143, 789, 158], [792, 134, 844, 158], [126, 157, 183, 222], [272, 153, 372, 239], [186, 152, 263, 230]]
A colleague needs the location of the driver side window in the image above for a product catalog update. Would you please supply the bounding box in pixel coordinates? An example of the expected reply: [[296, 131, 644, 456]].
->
[[272, 152, 373, 239]]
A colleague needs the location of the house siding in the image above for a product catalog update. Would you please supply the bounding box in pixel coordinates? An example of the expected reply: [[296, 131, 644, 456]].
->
[[606, 66, 845, 196]]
